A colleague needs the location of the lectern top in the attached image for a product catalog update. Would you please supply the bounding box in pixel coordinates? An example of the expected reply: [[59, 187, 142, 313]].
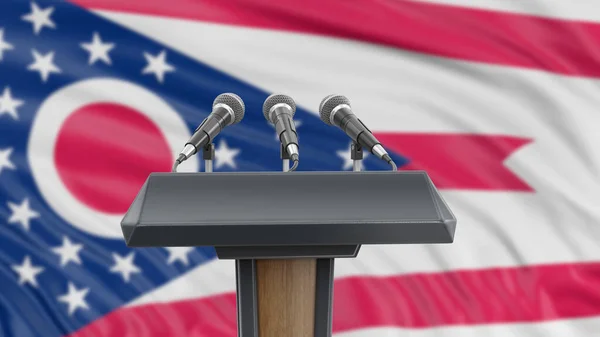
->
[[121, 171, 456, 247]]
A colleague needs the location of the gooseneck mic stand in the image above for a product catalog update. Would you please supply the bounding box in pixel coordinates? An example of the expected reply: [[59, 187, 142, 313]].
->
[[172, 143, 215, 173]]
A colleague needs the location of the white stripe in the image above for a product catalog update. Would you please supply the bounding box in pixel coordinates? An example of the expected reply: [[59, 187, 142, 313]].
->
[[335, 316, 600, 337], [129, 259, 235, 306], [410, 0, 600, 22]]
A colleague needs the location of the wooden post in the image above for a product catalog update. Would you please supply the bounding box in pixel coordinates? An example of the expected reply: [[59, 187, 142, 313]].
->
[[256, 259, 317, 337]]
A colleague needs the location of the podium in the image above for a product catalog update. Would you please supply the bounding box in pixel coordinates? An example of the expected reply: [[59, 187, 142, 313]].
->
[[121, 171, 456, 337]]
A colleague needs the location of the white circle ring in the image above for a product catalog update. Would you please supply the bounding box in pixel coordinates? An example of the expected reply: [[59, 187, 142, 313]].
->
[[28, 78, 199, 239]]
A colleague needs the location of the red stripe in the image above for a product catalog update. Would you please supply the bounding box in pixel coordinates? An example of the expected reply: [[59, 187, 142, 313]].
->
[[73, 0, 600, 78], [375, 133, 533, 191], [68, 262, 600, 336]]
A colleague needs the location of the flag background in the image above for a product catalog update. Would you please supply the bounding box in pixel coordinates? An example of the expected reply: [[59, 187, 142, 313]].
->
[[1, 0, 600, 336]]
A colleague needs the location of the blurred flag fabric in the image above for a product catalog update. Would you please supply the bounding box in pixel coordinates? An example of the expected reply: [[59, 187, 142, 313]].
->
[[1, 0, 600, 336]]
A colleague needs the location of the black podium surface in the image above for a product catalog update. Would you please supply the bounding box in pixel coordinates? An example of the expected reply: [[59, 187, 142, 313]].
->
[[122, 171, 456, 248], [121, 170, 457, 337]]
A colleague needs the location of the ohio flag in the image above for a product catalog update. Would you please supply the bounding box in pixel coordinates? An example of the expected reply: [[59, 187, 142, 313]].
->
[[1, 0, 600, 336]]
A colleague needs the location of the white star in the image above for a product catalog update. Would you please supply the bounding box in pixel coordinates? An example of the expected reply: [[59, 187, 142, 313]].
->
[[12, 256, 44, 287], [0, 28, 14, 61], [337, 143, 369, 171], [21, 2, 56, 35], [215, 140, 241, 169], [0, 87, 24, 120], [273, 119, 302, 140], [52, 236, 83, 267], [58, 282, 89, 316], [28, 49, 61, 82], [80, 32, 115, 65], [7, 198, 39, 231], [165, 247, 194, 266], [0, 148, 16, 176], [142, 50, 175, 83], [109, 252, 141, 282]]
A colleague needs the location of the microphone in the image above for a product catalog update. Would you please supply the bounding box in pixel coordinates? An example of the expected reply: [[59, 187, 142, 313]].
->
[[319, 94, 397, 171], [173, 93, 245, 170], [263, 94, 300, 171]]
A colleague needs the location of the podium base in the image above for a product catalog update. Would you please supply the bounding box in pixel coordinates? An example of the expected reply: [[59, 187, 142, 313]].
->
[[236, 258, 334, 337]]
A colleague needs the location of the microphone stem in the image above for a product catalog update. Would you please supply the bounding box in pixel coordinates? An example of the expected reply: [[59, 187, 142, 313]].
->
[[287, 153, 299, 172], [382, 154, 397, 171], [288, 159, 299, 172], [172, 154, 186, 172]]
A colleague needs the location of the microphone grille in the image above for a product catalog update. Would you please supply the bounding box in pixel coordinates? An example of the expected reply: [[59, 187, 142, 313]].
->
[[213, 93, 245, 124], [319, 94, 350, 125], [263, 94, 296, 122]]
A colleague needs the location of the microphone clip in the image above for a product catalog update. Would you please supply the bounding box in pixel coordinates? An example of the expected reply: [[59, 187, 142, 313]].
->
[[280, 143, 291, 160], [350, 142, 364, 160], [203, 143, 215, 161]]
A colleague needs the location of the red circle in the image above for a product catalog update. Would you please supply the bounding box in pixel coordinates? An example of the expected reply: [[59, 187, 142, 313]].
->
[[54, 103, 172, 214]]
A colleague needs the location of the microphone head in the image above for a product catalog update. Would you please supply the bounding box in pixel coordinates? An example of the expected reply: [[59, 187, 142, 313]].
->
[[263, 94, 296, 123], [213, 93, 245, 124], [319, 94, 351, 126]]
